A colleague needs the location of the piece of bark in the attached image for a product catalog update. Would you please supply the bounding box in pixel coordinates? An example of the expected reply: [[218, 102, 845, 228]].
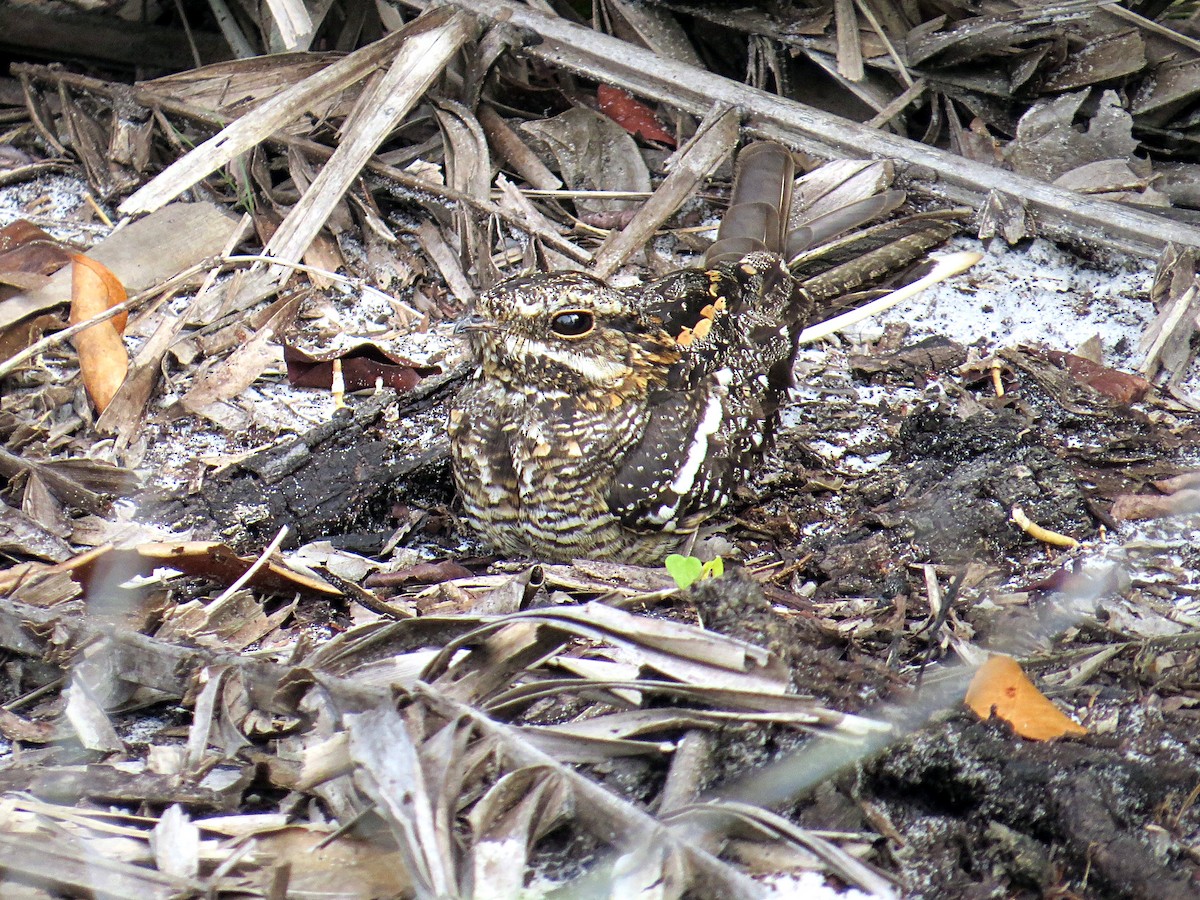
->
[[141, 378, 460, 551]]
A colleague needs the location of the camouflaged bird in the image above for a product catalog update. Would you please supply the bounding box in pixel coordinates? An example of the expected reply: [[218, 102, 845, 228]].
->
[[449, 142, 964, 562]]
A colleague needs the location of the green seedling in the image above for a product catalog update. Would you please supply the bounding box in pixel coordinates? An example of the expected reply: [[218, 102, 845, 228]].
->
[[665, 554, 724, 589]]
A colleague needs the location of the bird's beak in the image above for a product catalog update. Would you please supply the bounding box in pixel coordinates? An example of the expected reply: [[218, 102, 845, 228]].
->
[[454, 313, 494, 335]]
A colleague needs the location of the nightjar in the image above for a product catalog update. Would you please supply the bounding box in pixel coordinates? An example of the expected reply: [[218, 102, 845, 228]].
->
[[448, 141, 964, 562]]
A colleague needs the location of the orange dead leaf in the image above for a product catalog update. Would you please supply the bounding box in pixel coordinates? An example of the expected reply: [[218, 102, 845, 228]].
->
[[965, 655, 1088, 741], [69, 254, 128, 413], [56, 541, 342, 599], [596, 85, 676, 147]]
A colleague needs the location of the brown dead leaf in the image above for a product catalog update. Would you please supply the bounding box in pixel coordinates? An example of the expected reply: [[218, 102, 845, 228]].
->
[[1006, 89, 1138, 183], [241, 826, 413, 897], [1110, 490, 1200, 522], [1153, 471, 1200, 494], [0, 221, 74, 360], [365, 560, 474, 588], [58, 541, 342, 600], [522, 106, 651, 222], [1040, 349, 1151, 404], [965, 655, 1087, 741], [0, 312, 65, 364], [181, 293, 303, 416], [0, 220, 73, 292], [283, 340, 439, 392], [69, 254, 128, 413]]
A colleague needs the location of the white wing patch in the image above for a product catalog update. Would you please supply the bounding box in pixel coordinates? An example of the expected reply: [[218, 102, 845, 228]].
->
[[670, 391, 723, 495], [644, 386, 725, 526]]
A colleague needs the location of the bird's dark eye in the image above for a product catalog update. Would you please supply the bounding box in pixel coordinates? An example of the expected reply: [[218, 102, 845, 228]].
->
[[550, 310, 594, 337]]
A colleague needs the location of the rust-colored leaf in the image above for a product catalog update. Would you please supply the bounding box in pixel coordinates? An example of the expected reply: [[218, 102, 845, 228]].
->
[[965, 655, 1087, 741], [596, 85, 676, 147], [69, 254, 128, 413], [1041, 349, 1151, 404]]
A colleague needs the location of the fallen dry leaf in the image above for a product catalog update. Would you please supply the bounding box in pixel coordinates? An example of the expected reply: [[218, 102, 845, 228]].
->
[[58, 541, 342, 600], [596, 84, 676, 147], [69, 254, 128, 413], [0, 220, 73, 292], [1040, 349, 1151, 404], [965, 655, 1087, 741], [283, 340, 439, 392], [1110, 489, 1200, 522], [365, 559, 473, 588], [0, 312, 64, 367]]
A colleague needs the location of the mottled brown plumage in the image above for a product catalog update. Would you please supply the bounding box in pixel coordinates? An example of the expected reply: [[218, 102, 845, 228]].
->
[[448, 141, 960, 562]]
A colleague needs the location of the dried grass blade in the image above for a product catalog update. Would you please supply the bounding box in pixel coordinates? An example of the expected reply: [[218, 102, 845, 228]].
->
[[345, 706, 455, 897], [0, 830, 201, 899], [416, 684, 764, 897], [259, 9, 476, 284], [667, 800, 897, 898], [118, 13, 448, 217], [833, 0, 864, 81]]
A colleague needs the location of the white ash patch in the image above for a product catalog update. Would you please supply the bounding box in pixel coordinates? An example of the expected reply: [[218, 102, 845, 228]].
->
[[136, 416, 279, 491], [294, 288, 460, 367], [858, 237, 1155, 368], [118, 713, 171, 747], [248, 380, 342, 427], [761, 870, 885, 899], [783, 357, 924, 474], [0, 172, 112, 245], [390, 323, 466, 367]]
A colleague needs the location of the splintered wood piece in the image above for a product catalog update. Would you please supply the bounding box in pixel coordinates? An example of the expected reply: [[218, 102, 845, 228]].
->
[[117, 17, 434, 217], [1138, 282, 1200, 381], [256, 8, 475, 291]]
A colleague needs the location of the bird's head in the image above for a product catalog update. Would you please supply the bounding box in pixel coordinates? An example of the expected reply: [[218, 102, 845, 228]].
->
[[458, 272, 677, 394]]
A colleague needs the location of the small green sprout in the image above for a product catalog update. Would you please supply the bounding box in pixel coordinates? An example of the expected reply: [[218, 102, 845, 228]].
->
[[665, 554, 725, 589]]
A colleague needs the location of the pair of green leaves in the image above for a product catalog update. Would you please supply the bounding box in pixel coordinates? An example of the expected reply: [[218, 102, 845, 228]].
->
[[664, 554, 724, 589]]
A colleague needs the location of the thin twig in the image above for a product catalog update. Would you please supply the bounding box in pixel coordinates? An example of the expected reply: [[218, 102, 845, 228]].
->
[[209, 525, 290, 608]]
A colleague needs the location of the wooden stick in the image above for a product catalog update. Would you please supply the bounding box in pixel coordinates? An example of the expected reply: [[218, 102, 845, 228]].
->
[[394, 0, 1200, 259]]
